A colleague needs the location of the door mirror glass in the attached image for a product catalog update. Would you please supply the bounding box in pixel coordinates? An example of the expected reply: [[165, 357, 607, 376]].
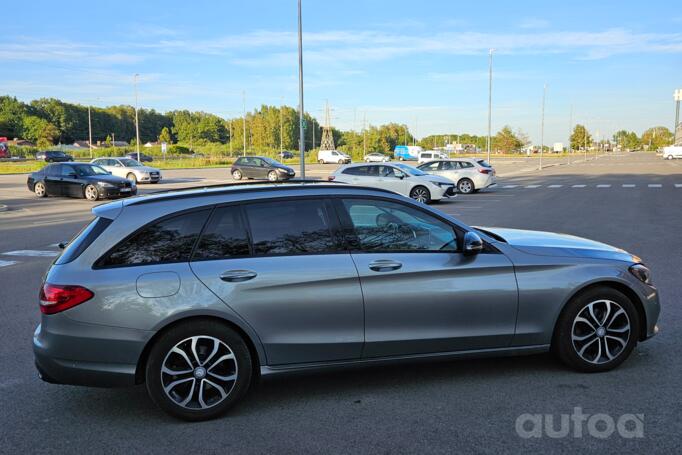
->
[[463, 231, 483, 255]]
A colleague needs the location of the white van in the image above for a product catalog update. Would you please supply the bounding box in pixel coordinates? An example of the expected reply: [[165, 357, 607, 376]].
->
[[417, 150, 447, 164], [318, 150, 351, 164], [662, 146, 682, 160]]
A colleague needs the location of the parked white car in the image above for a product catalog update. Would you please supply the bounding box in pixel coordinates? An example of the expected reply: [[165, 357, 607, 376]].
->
[[417, 158, 496, 194], [318, 149, 351, 164], [329, 162, 455, 203], [91, 157, 162, 184], [662, 146, 682, 160], [364, 153, 390, 162], [417, 150, 448, 164]]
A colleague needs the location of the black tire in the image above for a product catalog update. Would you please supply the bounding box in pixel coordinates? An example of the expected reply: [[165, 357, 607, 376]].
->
[[83, 184, 99, 201], [553, 286, 639, 373], [457, 178, 475, 194], [409, 185, 431, 204], [338, 159, 344, 164], [232, 169, 242, 180], [145, 320, 253, 421], [34, 181, 47, 198], [318, 159, 324, 164]]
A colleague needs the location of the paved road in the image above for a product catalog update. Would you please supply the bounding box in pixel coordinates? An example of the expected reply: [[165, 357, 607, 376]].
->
[[1, 152, 680, 453]]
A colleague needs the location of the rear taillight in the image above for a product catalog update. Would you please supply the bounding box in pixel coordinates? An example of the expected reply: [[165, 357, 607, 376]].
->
[[327, 175, 335, 181], [39, 283, 94, 314], [478, 168, 491, 174]]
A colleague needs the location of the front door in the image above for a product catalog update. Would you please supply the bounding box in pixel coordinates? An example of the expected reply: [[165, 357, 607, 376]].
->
[[44, 164, 63, 196], [336, 197, 519, 358], [190, 199, 365, 365]]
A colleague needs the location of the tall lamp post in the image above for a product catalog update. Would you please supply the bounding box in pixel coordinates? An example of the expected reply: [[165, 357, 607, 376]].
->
[[674, 89, 682, 144], [297, 0, 306, 179], [87, 105, 93, 159], [134, 74, 141, 162], [539, 84, 546, 170], [486, 49, 494, 163]]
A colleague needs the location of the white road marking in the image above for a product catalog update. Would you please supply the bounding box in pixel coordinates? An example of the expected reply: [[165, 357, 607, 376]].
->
[[526, 185, 541, 188], [675, 184, 682, 188], [2, 250, 60, 257], [31, 218, 66, 226], [596, 184, 611, 188], [648, 184, 662, 188], [572, 184, 586, 188], [0, 260, 17, 268], [547, 185, 563, 188], [622, 184, 636, 188], [502, 185, 518, 188]]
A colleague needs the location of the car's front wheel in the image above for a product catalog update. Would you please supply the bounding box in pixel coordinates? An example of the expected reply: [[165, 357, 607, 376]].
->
[[232, 169, 242, 180], [554, 286, 639, 372], [34, 181, 47, 197], [145, 320, 253, 421], [409, 185, 431, 204]]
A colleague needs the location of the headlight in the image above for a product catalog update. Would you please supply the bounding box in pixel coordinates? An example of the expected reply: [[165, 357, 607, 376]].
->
[[434, 181, 453, 187], [98, 182, 116, 188], [629, 264, 652, 285]]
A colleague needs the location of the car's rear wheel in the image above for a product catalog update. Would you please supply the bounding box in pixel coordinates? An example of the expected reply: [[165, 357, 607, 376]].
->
[[268, 170, 279, 182], [145, 320, 252, 421], [34, 181, 47, 197], [84, 184, 99, 201], [126, 173, 137, 184], [457, 178, 475, 194], [318, 159, 324, 164], [554, 286, 639, 372], [232, 169, 242, 180], [667, 155, 674, 160], [409, 185, 431, 204]]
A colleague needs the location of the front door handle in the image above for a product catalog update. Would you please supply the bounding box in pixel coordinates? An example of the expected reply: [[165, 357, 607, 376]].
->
[[220, 270, 257, 282], [368, 260, 402, 272]]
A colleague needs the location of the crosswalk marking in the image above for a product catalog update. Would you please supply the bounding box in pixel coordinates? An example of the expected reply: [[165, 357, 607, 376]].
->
[[0, 260, 17, 268], [526, 185, 541, 188], [596, 184, 611, 188], [2, 250, 60, 257], [548, 185, 563, 188], [648, 184, 662, 188], [503, 185, 518, 188], [675, 184, 682, 188], [572, 184, 586, 188], [622, 184, 636, 188]]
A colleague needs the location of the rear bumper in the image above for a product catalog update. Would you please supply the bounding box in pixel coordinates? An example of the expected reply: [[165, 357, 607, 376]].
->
[[33, 314, 152, 387]]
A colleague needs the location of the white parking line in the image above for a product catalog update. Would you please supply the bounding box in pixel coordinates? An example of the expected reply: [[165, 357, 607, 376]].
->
[[0, 260, 17, 268], [526, 185, 541, 188], [502, 185, 518, 188], [675, 184, 682, 188], [547, 185, 563, 188], [2, 250, 60, 257], [572, 184, 586, 188], [648, 184, 662, 188], [596, 184, 611, 188], [622, 184, 636, 188]]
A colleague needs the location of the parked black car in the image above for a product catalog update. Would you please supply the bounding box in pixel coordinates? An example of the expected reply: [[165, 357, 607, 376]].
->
[[36, 150, 74, 162], [230, 156, 296, 181], [27, 163, 137, 201], [125, 152, 154, 162], [278, 150, 294, 159]]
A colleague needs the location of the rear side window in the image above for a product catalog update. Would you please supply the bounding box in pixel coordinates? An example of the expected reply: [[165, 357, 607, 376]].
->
[[56, 217, 113, 265], [46, 164, 61, 176], [244, 200, 337, 255], [343, 166, 367, 176], [98, 210, 211, 267], [193, 206, 250, 260]]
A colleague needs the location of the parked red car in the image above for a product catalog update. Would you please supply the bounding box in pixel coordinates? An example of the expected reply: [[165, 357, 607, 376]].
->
[[0, 137, 9, 158]]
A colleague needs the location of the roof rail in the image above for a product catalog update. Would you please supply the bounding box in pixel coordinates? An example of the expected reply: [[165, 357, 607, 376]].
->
[[147, 178, 332, 196]]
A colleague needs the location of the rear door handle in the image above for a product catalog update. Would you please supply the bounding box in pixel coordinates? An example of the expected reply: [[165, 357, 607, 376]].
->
[[368, 260, 402, 272], [219, 270, 257, 282]]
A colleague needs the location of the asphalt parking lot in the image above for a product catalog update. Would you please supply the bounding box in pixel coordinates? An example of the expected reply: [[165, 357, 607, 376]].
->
[[1, 152, 680, 453]]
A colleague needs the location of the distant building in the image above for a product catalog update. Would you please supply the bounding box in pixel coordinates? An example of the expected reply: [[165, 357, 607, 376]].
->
[[8, 138, 36, 147]]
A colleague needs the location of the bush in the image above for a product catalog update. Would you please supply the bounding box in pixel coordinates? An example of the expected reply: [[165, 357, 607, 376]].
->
[[169, 145, 191, 155]]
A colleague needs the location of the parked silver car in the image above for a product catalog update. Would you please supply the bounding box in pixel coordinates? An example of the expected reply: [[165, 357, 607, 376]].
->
[[418, 158, 496, 194], [91, 157, 162, 184], [34, 183, 660, 421]]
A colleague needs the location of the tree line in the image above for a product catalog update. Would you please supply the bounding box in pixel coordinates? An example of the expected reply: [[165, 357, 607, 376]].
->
[[0, 95, 674, 154]]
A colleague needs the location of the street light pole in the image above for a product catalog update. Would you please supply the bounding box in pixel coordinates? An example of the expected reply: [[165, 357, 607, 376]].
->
[[487, 49, 494, 163], [242, 91, 247, 157], [674, 89, 682, 144], [134, 74, 141, 162], [568, 104, 573, 165], [539, 84, 546, 170], [280, 97, 284, 154], [297, 0, 306, 179], [88, 105, 93, 159]]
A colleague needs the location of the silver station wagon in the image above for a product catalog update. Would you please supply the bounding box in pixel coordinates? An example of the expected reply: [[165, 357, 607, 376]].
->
[[34, 182, 660, 420]]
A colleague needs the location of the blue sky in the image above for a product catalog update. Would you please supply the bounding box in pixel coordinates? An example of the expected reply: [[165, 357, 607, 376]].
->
[[3, 0, 681, 143]]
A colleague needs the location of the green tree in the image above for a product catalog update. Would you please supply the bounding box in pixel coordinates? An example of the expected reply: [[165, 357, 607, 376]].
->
[[613, 130, 640, 151], [158, 126, 172, 144], [641, 127, 673, 150], [492, 126, 524, 152], [571, 124, 592, 151], [22, 115, 59, 146]]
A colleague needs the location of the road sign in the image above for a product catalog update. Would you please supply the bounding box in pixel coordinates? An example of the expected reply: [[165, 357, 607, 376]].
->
[[161, 142, 167, 154]]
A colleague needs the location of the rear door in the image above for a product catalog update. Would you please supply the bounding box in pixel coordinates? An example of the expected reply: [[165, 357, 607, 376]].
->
[[44, 164, 63, 195], [60, 164, 83, 197], [190, 198, 365, 365], [336, 197, 518, 357]]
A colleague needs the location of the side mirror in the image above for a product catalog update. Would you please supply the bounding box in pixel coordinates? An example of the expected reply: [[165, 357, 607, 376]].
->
[[463, 231, 483, 256]]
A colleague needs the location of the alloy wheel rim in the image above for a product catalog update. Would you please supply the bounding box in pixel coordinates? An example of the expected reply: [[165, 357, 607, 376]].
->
[[571, 299, 630, 364], [268, 172, 277, 181], [161, 336, 238, 410], [35, 183, 45, 196], [85, 186, 97, 200], [233, 171, 241, 179], [460, 181, 472, 193], [412, 188, 428, 203]]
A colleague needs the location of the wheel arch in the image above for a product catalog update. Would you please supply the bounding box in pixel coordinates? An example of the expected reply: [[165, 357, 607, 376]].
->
[[550, 280, 648, 347], [134, 314, 265, 385]]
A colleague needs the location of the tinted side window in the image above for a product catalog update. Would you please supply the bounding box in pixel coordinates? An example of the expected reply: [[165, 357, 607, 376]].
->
[[244, 200, 337, 255], [342, 199, 458, 252], [421, 161, 440, 171], [100, 209, 211, 267], [343, 166, 367, 176], [60, 165, 75, 176], [460, 161, 474, 168], [46, 164, 61, 176], [235, 157, 245, 165], [193, 206, 250, 260]]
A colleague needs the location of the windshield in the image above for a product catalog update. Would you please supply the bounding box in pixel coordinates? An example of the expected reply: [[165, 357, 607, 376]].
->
[[73, 164, 110, 176], [394, 163, 427, 176], [476, 159, 492, 168], [119, 158, 142, 167]]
